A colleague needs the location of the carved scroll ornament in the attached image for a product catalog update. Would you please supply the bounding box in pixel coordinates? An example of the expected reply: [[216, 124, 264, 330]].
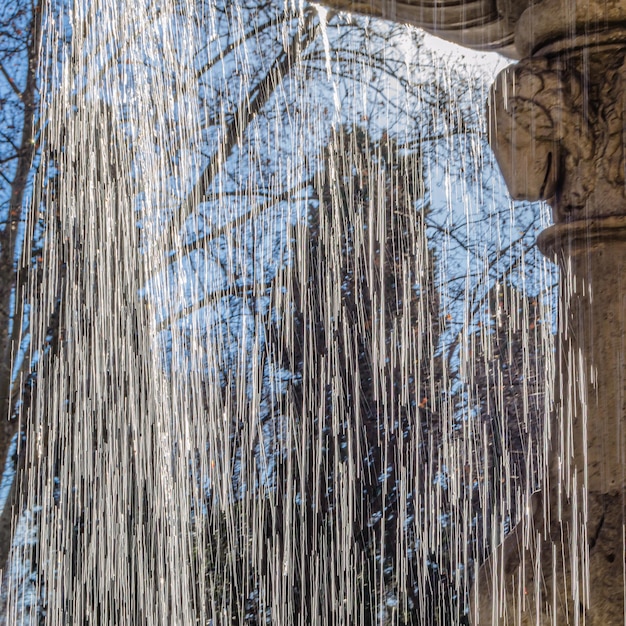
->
[[489, 50, 626, 223]]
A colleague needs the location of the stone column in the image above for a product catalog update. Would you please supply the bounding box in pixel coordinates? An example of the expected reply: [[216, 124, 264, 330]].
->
[[473, 1, 626, 623]]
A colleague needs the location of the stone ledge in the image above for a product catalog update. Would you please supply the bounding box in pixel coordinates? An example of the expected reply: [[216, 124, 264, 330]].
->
[[537, 216, 626, 259]]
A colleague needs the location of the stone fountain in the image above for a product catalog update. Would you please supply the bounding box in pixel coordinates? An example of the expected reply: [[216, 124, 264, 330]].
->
[[321, 0, 626, 623]]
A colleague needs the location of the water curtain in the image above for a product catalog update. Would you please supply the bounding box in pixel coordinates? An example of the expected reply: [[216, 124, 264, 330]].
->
[[1, 1, 556, 623]]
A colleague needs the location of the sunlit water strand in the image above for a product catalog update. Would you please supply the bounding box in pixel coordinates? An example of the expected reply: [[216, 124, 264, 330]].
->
[[4, 1, 557, 623]]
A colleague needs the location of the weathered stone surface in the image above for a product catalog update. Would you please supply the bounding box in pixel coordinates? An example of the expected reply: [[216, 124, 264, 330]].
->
[[472, 491, 625, 624], [318, 0, 626, 58], [481, 35, 626, 617], [538, 218, 626, 496], [317, 0, 524, 55], [472, 218, 626, 623], [489, 48, 626, 223], [515, 0, 626, 57]]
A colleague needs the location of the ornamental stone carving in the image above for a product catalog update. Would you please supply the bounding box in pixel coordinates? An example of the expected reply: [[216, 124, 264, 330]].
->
[[320, 0, 626, 59], [480, 7, 626, 621], [489, 49, 626, 222]]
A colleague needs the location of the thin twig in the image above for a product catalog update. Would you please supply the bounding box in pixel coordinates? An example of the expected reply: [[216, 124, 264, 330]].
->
[[158, 178, 313, 271], [149, 9, 318, 262]]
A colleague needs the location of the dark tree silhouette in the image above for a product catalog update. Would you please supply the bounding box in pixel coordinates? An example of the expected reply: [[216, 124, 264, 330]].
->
[[0, 0, 44, 570]]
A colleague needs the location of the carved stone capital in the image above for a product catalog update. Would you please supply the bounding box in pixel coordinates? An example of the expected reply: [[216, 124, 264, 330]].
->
[[479, 24, 626, 620], [489, 46, 626, 223], [515, 0, 626, 57]]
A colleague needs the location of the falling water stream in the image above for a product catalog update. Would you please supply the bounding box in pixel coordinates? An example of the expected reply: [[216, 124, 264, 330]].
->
[[0, 0, 567, 624]]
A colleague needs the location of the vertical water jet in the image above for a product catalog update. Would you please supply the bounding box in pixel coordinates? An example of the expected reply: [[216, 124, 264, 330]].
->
[[0, 0, 569, 623]]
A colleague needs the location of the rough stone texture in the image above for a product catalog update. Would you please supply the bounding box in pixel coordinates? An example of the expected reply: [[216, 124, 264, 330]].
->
[[317, 0, 525, 55], [488, 37, 626, 499], [515, 0, 626, 57], [473, 220, 626, 623], [477, 8, 626, 622], [472, 491, 625, 624], [318, 0, 626, 58], [489, 49, 626, 223], [539, 218, 626, 496]]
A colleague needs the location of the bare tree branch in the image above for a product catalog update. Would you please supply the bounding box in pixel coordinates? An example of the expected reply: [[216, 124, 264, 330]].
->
[[0, 0, 43, 574], [0, 63, 22, 99], [193, 17, 277, 82], [156, 283, 257, 332], [153, 177, 313, 274], [149, 8, 319, 261]]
